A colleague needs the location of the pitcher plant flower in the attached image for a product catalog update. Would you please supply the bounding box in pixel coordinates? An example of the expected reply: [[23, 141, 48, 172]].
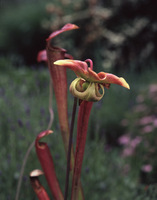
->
[[54, 59, 130, 102], [54, 58, 130, 200], [30, 24, 130, 200]]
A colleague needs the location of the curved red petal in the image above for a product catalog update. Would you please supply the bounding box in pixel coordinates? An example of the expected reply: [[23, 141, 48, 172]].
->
[[54, 59, 88, 77], [104, 73, 130, 89], [87, 68, 106, 82], [54, 59, 130, 89], [37, 50, 47, 62], [36, 130, 53, 143], [46, 23, 79, 41]]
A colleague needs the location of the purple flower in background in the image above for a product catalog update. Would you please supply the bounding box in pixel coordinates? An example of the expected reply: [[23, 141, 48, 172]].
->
[[141, 164, 152, 173], [119, 135, 142, 157], [122, 147, 134, 157], [139, 116, 154, 126], [118, 134, 130, 145], [85, 167, 90, 174], [141, 125, 154, 134], [25, 120, 31, 130], [153, 118, 157, 127], [25, 106, 30, 116], [17, 119, 23, 128], [40, 107, 46, 116], [130, 137, 142, 148]]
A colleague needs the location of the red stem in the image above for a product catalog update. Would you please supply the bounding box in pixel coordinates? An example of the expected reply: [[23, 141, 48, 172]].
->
[[64, 97, 77, 200], [71, 101, 93, 200]]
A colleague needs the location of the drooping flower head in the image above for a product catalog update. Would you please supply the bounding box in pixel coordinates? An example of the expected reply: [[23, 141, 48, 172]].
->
[[54, 59, 130, 102]]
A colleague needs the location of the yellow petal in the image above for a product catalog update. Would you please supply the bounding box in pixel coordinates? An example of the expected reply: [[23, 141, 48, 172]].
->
[[119, 78, 130, 89]]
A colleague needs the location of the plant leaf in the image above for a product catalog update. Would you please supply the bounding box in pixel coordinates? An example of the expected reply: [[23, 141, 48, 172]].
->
[[35, 130, 64, 200], [30, 169, 50, 200]]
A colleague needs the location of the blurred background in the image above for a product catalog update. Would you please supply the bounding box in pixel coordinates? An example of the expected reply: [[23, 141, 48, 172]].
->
[[1, 0, 157, 199]]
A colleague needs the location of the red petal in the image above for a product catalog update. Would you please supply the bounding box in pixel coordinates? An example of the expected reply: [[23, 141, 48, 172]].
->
[[37, 50, 47, 62], [54, 59, 88, 77], [54, 59, 130, 89], [46, 23, 79, 41], [105, 73, 130, 89]]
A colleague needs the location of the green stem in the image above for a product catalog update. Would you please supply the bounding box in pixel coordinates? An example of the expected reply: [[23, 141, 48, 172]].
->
[[64, 97, 77, 200]]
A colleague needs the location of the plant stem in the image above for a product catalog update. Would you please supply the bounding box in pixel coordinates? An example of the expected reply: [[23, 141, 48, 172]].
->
[[15, 140, 35, 200], [71, 101, 93, 200], [64, 97, 77, 200]]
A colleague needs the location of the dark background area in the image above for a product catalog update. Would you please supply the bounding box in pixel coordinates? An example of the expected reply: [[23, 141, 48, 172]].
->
[[0, 0, 157, 72]]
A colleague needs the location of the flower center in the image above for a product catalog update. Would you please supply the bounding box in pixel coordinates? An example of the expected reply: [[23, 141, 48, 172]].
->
[[70, 78, 105, 102]]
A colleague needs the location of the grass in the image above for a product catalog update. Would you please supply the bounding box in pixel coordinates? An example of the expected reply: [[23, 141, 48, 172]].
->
[[1, 64, 157, 199]]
